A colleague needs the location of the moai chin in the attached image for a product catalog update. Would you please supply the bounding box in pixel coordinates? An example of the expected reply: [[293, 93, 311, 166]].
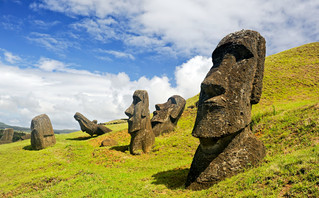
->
[[151, 95, 186, 136], [125, 90, 155, 155], [185, 30, 266, 190]]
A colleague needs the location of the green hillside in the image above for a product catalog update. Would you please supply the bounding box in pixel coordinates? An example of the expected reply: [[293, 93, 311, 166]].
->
[[0, 43, 318, 197]]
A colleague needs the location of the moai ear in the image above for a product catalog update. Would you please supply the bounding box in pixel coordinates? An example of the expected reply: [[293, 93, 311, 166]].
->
[[141, 90, 149, 118], [251, 35, 266, 104]]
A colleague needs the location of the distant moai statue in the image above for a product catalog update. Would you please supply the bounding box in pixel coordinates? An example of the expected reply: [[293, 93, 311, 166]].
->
[[125, 90, 155, 155], [0, 128, 14, 143], [151, 95, 186, 136], [185, 30, 266, 190], [74, 112, 112, 136], [31, 114, 56, 150]]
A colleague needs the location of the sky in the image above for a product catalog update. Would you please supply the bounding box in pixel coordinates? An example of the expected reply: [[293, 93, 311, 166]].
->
[[0, 0, 318, 130]]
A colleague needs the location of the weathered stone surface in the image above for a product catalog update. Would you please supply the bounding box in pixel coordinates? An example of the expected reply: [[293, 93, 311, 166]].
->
[[100, 138, 118, 147], [31, 114, 56, 150], [0, 128, 14, 143], [151, 95, 186, 136], [186, 30, 266, 190], [125, 90, 155, 155], [74, 112, 112, 136], [21, 133, 31, 140]]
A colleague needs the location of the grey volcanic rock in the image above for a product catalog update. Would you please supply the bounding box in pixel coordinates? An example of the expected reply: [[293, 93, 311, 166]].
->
[[74, 112, 112, 136], [186, 30, 266, 190], [0, 128, 14, 143], [31, 114, 56, 150], [125, 90, 155, 155], [151, 95, 186, 136]]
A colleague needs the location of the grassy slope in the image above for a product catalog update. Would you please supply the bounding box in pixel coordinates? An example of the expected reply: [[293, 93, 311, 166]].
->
[[0, 43, 318, 197]]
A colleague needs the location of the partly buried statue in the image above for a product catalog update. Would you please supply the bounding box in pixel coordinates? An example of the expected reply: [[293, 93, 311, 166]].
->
[[74, 112, 112, 136], [125, 90, 155, 155], [31, 114, 56, 150], [151, 95, 186, 136], [185, 30, 266, 190]]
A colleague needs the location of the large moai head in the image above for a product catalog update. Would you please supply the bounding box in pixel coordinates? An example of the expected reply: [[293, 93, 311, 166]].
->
[[186, 30, 266, 190], [31, 114, 56, 150], [192, 29, 266, 140], [125, 90, 154, 155], [151, 95, 186, 136]]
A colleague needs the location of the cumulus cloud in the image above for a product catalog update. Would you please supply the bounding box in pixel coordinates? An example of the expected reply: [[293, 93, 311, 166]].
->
[[0, 55, 211, 129]]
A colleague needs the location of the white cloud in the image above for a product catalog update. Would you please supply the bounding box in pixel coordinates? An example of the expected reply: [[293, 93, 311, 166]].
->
[[33, 0, 319, 56], [32, 20, 60, 29], [98, 49, 135, 60], [3, 51, 22, 64], [27, 32, 76, 53], [71, 18, 119, 42], [175, 56, 211, 97], [0, 55, 210, 129]]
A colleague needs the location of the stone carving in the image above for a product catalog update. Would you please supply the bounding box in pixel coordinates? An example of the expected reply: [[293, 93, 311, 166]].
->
[[100, 138, 118, 147], [0, 128, 14, 143], [185, 30, 266, 190], [31, 114, 56, 150], [151, 95, 186, 136], [125, 90, 155, 155], [74, 112, 112, 136]]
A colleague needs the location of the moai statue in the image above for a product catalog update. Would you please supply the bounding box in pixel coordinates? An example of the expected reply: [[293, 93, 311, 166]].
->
[[185, 30, 266, 190], [74, 112, 112, 136], [31, 114, 56, 150], [0, 128, 14, 143], [151, 95, 186, 136], [125, 90, 155, 155]]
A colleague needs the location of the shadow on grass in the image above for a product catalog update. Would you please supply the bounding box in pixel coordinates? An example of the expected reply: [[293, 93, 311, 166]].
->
[[66, 136, 94, 141], [110, 145, 129, 152], [23, 145, 35, 151], [152, 168, 189, 189]]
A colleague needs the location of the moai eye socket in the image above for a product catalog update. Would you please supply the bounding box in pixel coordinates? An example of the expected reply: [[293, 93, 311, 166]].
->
[[201, 83, 226, 102], [212, 43, 254, 67], [133, 96, 141, 105]]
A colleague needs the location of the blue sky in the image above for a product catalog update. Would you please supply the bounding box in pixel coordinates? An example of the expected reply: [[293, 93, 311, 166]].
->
[[0, 0, 318, 129]]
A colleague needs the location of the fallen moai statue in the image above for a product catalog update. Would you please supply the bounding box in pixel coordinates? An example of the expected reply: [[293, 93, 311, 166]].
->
[[74, 112, 112, 136], [125, 90, 155, 155], [151, 95, 186, 136], [31, 114, 56, 150], [185, 30, 266, 190]]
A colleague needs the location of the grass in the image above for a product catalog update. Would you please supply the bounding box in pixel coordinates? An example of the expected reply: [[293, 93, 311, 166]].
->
[[0, 42, 318, 197]]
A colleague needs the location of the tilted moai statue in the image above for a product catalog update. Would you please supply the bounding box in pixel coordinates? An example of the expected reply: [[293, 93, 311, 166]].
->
[[31, 114, 56, 150], [125, 90, 155, 155], [151, 95, 186, 136], [185, 30, 266, 190], [74, 112, 112, 136], [0, 128, 14, 143]]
